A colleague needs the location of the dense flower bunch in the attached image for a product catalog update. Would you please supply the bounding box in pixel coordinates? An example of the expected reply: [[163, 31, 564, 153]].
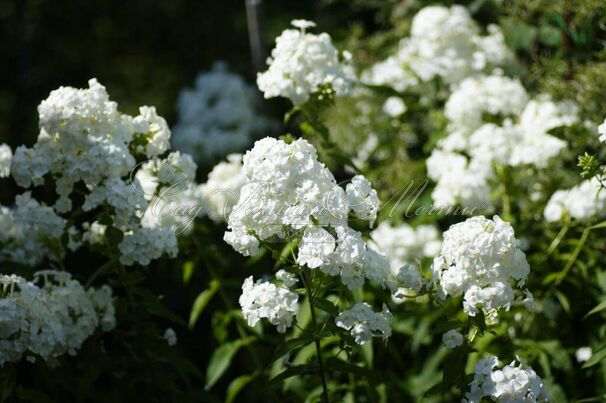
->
[[431, 216, 533, 318], [8, 79, 200, 267], [172, 62, 275, 162], [362, 5, 511, 92], [239, 271, 299, 333], [227, 137, 398, 340], [0, 192, 66, 266], [428, 73, 579, 209], [0, 271, 115, 365], [544, 178, 606, 223], [199, 153, 245, 223], [257, 20, 353, 105], [335, 303, 392, 345], [464, 356, 551, 402], [0, 144, 12, 178]]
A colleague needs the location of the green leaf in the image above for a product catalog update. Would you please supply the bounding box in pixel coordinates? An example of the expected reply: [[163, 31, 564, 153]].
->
[[270, 336, 314, 363], [226, 374, 255, 403], [105, 226, 124, 246], [182, 261, 195, 284], [270, 364, 319, 384], [442, 348, 468, 392], [206, 336, 255, 390], [582, 346, 606, 369], [324, 357, 387, 382], [585, 299, 606, 319], [553, 290, 571, 315], [313, 298, 338, 316], [189, 280, 219, 328]]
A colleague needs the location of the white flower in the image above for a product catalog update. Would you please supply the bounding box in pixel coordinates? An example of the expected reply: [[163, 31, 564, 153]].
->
[[0, 271, 115, 365], [464, 356, 551, 402], [172, 63, 275, 162], [431, 216, 532, 317], [335, 303, 392, 345], [599, 118, 606, 143], [276, 270, 298, 288], [0, 192, 66, 266], [346, 175, 380, 226], [132, 106, 171, 158], [239, 275, 299, 333], [291, 19, 316, 30], [0, 144, 12, 178], [257, 21, 352, 105], [224, 137, 382, 290], [382, 97, 406, 117], [575, 347, 592, 363], [199, 154, 245, 223], [297, 228, 336, 269], [442, 329, 464, 349], [362, 6, 512, 91], [544, 178, 606, 223], [163, 328, 177, 346]]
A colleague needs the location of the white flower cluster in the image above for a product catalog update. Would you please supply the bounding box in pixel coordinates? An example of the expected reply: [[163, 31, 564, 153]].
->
[[0, 271, 115, 365], [224, 137, 387, 291], [464, 356, 551, 402], [172, 62, 275, 162], [239, 274, 299, 333], [544, 178, 606, 223], [257, 20, 352, 105], [428, 73, 579, 209], [442, 329, 464, 349], [369, 221, 441, 294], [335, 303, 392, 345], [431, 216, 532, 318], [199, 153, 246, 223], [8, 79, 199, 266], [0, 144, 12, 178], [362, 5, 511, 92], [0, 192, 66, 266]]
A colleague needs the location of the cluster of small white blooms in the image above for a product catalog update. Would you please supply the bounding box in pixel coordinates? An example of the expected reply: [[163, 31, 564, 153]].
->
[[431, 216, 532, 318], [257, 20, 352, 105], [0, 192, 66, 266], [598, 118, 606, 143], [426, 149, 492, 209], [544, 178, 606, 223], [370, 221, 441, 268], [239, 275, 299, 333], [224, 137, 389, 291], [444, 74, 528, 136], [11, 79, 169, 213], [0, 144, 12, 178], [369, 221, 441, 295], [163, 328, 177, 346], [0, 271, 115, 365], [362, 6, 511, 92], [442, 329, 464, 349], [118, 226, 178, 266], [335, 303, 392, 345], [172, 62, 275, 162], [8, 78, 197, 266], [464, 356, 551, 402], [199, 154, 246, 223], [429, 72, 578, 209], [136, 151, 203, 236]]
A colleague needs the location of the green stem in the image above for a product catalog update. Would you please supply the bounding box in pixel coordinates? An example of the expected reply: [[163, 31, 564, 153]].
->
[[555, 226, 591, 286], [303, 267, 330, 403]]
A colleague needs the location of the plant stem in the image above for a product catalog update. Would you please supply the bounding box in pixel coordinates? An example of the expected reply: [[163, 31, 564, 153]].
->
[[303, 267, 330, 403]]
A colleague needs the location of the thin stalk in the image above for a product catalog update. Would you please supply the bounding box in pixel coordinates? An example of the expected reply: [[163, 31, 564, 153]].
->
[[303, 267, 330, 403], [555, 226, 591, 287]]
